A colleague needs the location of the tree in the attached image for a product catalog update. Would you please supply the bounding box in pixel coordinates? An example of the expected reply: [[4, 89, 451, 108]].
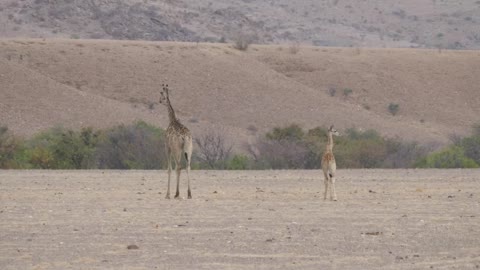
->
[[195, 131, 232, 169]]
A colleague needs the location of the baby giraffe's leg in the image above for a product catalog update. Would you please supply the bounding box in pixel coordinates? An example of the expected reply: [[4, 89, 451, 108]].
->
[[323, 170, 329, 200], [330, 175, 337, 201], [330, 163, 337, 201]]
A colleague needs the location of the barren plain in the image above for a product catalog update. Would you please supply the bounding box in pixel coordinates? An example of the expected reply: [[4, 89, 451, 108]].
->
[[1, 169, 479, 269]]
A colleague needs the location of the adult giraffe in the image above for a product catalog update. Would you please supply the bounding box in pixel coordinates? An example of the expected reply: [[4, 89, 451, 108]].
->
[[158, 84, 193, 199]]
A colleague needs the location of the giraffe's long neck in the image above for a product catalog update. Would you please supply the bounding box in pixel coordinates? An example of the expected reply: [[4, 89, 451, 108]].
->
[[326, 132, 334, 152], [166, 97, 178, 124]]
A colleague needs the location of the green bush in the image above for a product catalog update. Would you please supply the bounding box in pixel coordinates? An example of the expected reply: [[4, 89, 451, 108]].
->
[[5, 121, 479, 170], [266, 124, 304, 141], [343, 88, 353, 97], [416, 146, 478, 168], [29, 147, 55, 169], [227, 155, 251, 170], [95, 121, 166, 169], [251, 125, 424, 169], [26, 126, 99, 169], [388, 103, 400, 116]]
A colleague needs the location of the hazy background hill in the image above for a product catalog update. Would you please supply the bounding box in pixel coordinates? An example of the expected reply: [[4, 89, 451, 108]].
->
[[1, 39, 479, 151], [1, 0, 479, 49]]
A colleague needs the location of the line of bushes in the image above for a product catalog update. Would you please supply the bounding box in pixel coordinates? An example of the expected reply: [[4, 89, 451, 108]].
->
[[1, 122, 479, 169], [415, 125, 480, 168], [243, 124, 428, 169], [0, 122, 167, 169]]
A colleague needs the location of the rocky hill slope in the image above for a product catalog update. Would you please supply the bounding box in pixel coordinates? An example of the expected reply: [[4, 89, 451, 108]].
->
[[1, 0, 479, 49]]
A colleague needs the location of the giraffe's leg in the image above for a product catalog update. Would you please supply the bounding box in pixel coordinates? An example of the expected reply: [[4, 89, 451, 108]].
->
[[165, 153, 172, 199], [330, 163, 337, 201], [174, 152, 182, 199], [323, 169, 329, 200], [331, 174, 337, 201], [186, 164, 192, 199], [185, 140, 193, 199]]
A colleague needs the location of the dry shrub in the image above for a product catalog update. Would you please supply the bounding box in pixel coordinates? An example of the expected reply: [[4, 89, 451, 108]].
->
[[232, 33, 251, 51], [195, 131, 232, 169], [0, 126, 21, 168], [288, 43, 300, 54]]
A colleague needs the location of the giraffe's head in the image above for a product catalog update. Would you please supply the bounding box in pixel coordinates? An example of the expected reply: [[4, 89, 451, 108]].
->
[[159, 84, 169, 105], [328, 125, 340, 136]]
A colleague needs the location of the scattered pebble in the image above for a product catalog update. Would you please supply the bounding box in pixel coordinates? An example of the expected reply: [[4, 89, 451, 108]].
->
[[363, 231, 382, 236], [127, 244, 139, 250]]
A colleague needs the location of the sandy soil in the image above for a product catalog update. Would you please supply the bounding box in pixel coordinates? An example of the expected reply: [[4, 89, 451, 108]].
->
[[0, 169, 479, 269]]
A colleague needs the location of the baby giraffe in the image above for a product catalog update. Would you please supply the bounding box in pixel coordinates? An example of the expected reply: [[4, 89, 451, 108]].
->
[[322, 125, 340, 201]]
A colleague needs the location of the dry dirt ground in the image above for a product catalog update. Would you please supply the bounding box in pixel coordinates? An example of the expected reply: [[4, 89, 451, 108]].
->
[[1, 169, 479, 269]]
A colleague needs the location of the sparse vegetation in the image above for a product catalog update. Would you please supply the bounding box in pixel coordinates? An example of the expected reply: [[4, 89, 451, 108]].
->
[[388, 103, 400, 115], [328, 87, 337, 97], [416, 146, 478, 168], [416, 125, 480, 168], [0, 122, 165, 169], [343, 88, 353, 97], [195, 131, 233, 169], [0, 126, 22, 169], [233, 33, 250, 51], [248, 124, 428, 169], [288, 43, 300, 54], [95, 122, 166, 169], [1, 122, 479, 169]]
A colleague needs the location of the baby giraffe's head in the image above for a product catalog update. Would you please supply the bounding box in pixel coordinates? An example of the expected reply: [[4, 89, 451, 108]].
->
[[159, 84, 169, 106], [328, 125, 340, 136]]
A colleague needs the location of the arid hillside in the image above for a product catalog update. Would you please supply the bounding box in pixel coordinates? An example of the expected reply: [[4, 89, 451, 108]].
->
[[0, 0, 479, 49], [1, 39, 480, 149]]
